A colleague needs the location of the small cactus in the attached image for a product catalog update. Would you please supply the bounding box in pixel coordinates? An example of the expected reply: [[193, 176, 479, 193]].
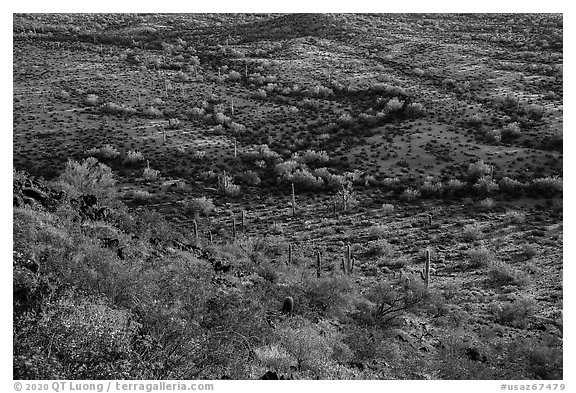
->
[[281, 296, 294, 317], [420, 249, 431, 288]]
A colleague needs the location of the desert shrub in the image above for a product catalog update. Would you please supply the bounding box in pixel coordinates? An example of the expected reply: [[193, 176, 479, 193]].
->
[[478, 198, 496, 211], [520, 243, 538, 259], [419, 179, 442, 198], [368, 224, 389, 240], [229, 122, 246, 133], [293, 150, 330, 167], [381, 177, 401, 190], [467, 114, 483, 127], [472, 177, 499, 196], [444, 179, 466, 197], [86, 144, 120, 160], [488, 262, 530, 287], [400, 187, 420, 202], [291, 169, 324, 190], [404, 102, 426, 118], [499, 176, 525, 196], [365, 239, 396, 261], [501, 122, 522, 139], [143, 166, 160, 181], [467, 160, 491, 181], [236, 170, 261, 186], [221, 181, 241, 197], [381, 203, 395, 214], [385, 97, 403, 112], [504, 210, 526, 224], [129, 189, 154, 204], [525, 104, 545, 121], [462, 222, 483, 241], [359, 278, 428, 326], [213, 112, 230, 125], [530, 176, 562, 197], [253, 89, 267, 99], [484, 129, 502, 144], [275, 319, 353, 378], [125, 150, 145, 166], [143, 106, 163, 118], [507, 336, 563, 379], [85, 94, 99, 106], [467, 247, 494, 268], [14, 291, 143, 379], [56, 157, 116, 202], [186, 107, 206, 118], [186, 197, 215, 217], [228, 70, 241, 81], [254, 344, 293, 373], [490, 295, 535, 328]]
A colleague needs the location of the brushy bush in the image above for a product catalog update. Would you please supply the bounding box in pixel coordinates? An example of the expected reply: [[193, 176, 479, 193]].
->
[[86, 144, 121, 160], [499, 177, 525, 197], [142, 106, 163, 118], [186, 197, 215, 217], [530, 176, 562, 197], [85, 94, 99, 106], [488, 262, 531, 287], [385, 97, 404, 112], [381, 203, 395, 214], [490, 295, 535, 328], [472, 177, 499, 196], [124, 150, 145, 166], [467, 247, 495, 268], [56, 157, 116, 202], [14, 291, 143, 379], [478, 198, 496, 211], [236, 170, 261, 186], [143, 166, 160, 181], [462, 222, 483, 241], [444, 179, 466, 197], [400, 187, 420, 202], [467, 160, 491, 181]]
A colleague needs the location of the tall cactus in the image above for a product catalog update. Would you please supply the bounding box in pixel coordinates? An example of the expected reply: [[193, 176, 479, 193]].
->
[[291, 182, 296, 217], [316, 251, 322, 278], [241, 210, 246, 231], [193, 219, 198, 238], [341, 257, 346, 274], [232, 215, 237, 241], [233, 138, 237, 158], [288, 243, 293, 265], [420, 249, 431, 288], [208, 229, 213, 243], [345, 243, 352, 274]]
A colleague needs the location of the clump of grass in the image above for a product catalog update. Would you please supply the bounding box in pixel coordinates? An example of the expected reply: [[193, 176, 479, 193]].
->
[[490, 295, 535, 328]]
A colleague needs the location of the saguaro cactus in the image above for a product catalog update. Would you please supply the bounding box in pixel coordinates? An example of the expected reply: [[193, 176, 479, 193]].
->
[[193, 219, 198, 238], [241, 210, 246, 231], [162, 129, 166, 145], [341, 257, 346, 274], [232, 215, 237, 241], [233, 138, 237, 158], [316, 251, 322, 278], [208, 229, 213, 243], [291, 182, 296, 217], [420, 249, 431, 288], [288, 243, 293, 265], [345, 243, 352, 274], [281, 296, 294, 317]]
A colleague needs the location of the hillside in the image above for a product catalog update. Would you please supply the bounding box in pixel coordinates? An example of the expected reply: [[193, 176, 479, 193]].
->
[[13, 13, 563, 380]]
